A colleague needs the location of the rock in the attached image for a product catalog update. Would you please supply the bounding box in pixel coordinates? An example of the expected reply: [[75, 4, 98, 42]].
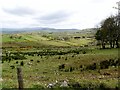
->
[[0, 78, 3, 82], [47, 83, 54, 88], [27, 62, 32, 65], [60, 80, 68, 87]]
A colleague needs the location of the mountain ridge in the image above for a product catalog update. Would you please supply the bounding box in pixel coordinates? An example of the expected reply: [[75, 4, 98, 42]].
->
[[1, 27, 98, 34]]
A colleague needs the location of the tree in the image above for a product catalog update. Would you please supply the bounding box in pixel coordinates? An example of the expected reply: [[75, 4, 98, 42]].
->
[[102, 17, 115, 48], [95, 15, 119, 49], [114, 15, 120, 48], [95, 28, 107, 49]]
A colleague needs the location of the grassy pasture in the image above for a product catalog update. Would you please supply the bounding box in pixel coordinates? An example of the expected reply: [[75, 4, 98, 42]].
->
[[2, 48, 119, 88], [2, 31, 94, 48], [1, 31, 120, 89]]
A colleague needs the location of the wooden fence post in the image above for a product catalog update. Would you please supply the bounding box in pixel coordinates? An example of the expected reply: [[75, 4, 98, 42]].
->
[[17, 67, 23, 90]]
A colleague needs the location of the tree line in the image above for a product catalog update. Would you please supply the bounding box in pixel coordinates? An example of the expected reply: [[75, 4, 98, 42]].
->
[[95, 15, 120, 49]]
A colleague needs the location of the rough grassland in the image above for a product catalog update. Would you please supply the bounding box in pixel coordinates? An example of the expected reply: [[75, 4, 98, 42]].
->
[[1, 31, 119, 89]]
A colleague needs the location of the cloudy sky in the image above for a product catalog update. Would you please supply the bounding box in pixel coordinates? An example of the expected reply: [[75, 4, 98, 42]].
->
[[0, 0, 119, 29]]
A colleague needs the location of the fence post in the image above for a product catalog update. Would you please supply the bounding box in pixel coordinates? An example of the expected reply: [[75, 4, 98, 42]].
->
[[17, 67, 23, 90]]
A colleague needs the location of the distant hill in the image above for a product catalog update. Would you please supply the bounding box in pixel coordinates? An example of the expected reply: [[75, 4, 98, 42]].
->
[[1, 27, 98, 34], [80, 28, 98, 34], [2, 27, 79, 34]]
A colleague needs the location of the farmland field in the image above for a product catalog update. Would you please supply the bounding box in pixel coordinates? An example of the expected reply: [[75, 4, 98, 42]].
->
[[1, 30, 120, 89]]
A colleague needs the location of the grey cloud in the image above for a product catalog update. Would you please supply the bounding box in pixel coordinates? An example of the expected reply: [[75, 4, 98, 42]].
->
[[35, 11, 70, 24], [2, 7, 34, 16]]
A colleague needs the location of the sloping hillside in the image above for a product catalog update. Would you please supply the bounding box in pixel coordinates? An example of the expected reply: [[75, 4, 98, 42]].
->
[[2, 30, 96, 48]]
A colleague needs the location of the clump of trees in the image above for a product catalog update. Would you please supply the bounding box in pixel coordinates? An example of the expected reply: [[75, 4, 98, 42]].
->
[[95, 15, 119, 49], [9, 35, 22, 39]]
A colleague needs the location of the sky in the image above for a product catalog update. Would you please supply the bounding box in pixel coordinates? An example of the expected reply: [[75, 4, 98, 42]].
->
[[0, 0, 119, 29]]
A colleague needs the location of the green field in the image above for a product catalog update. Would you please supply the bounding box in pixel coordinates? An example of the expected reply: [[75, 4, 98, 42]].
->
[[1, 31, 120, 89], [2, 31, 94, 44]]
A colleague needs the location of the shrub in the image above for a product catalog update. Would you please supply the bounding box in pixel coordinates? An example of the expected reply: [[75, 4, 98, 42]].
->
[[65, 69, 69, 72], [58, 56, 61, 59], [99, 83, 107, 89], [82, 51, 86, 54], [69, 67, 74, 72], [86, 63, 97, 70], [8, 58, 11, 63], [82, 36, 85, 38], [65, 57, 67, 61], [72, 55, 74, 57], [79, 65, 83, 68], [37, 60, 40, 63], [16, 61, 18, 64], [109, 59, 115, 66], [11, 53, 26, 60], [69, 82, 81, 88], [10, 65, 15, 69], [115, 59, 120, 66], [20, 61, 24, 66], [100, 60, 109, 69], [59, 64, 65, 70], [84, 45, 88, 47], [30, 59, 33, 61]]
